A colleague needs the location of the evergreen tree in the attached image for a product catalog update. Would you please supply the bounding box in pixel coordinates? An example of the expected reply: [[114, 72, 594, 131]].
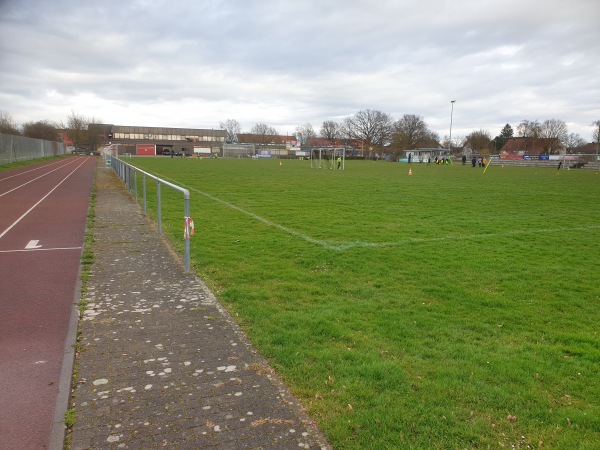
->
[[492, 123, 514, 152]]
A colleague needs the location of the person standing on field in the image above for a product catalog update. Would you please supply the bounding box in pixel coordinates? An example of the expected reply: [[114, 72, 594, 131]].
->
[[337, 156, 342, 169]]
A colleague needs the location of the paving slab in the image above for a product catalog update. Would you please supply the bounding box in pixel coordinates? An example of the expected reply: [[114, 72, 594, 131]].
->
[[68, 161, 330, 449]]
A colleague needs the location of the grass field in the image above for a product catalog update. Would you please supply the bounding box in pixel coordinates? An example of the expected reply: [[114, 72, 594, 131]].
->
[[126, 157, 600, 449]]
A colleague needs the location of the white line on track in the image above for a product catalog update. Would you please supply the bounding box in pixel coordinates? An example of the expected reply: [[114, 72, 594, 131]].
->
[[0, 158, 72, 182], [0, 158, 89, 240], [148, 172, 600, 251], [0, 157, 83, 197], [0, 247, 82, 253]]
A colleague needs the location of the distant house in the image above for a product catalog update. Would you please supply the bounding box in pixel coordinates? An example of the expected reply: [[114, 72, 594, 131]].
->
[[306, 137, 363, 148], [501, 137, 561, 155], [59, 130, 74, 151], [403, 148, 450, 162], [237, 133, 297, 146], [568, 142, 600, 154], [223, 133, 298, 158], [97, 124, 226, 156]]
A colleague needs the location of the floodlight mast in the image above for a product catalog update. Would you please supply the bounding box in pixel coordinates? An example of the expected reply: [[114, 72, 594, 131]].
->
[[449, 100, 456, 157], [595, 120, 600, 169]]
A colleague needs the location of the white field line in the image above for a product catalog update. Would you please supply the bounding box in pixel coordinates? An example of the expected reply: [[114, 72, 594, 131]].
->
[[149, 173, 600, 251], [148, 172, 335, 248], [328, 225, 600, 250]]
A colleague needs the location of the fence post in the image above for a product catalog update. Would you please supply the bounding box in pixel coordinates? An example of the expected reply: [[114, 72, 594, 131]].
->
[[156, 180, 162, 235], [184, 193, 190, 272], [142, 174, 147, 214], [109, 155, 191, 272]]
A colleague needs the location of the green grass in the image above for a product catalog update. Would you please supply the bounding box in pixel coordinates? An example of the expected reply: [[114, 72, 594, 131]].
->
[[64, 408, 76, 428], [127, 158, 600, 449]]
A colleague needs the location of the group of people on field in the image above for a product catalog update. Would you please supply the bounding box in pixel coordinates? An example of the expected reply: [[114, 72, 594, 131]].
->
[[470, 156, 487, 168], [407, 155, 489, 168]]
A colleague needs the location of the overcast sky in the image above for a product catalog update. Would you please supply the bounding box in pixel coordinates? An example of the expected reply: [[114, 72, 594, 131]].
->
[[1, 0, 599, 141]]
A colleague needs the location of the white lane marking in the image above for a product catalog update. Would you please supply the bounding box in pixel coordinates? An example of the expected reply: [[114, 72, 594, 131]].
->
[[0, 157, 81, 197], [0, 158, 73, 182], [0, 247, 82, 254], [25, 240, 42, 249], [0, 158, 89, 240]]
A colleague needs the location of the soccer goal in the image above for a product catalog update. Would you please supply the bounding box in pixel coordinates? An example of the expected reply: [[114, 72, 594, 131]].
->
[[222, 143, 256, 158], [101, 144, 119, 166], [310, 147, 345, 170]]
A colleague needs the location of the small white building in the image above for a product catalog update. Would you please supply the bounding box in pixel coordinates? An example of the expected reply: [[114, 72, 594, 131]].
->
[[403, 148, 451, 163]]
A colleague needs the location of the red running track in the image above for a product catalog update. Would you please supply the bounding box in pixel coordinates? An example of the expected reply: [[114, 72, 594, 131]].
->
[[0, 156, 96, 450]]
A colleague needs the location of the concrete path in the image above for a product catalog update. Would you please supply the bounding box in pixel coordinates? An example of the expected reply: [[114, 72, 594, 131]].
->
[[69, 161, 330, 449]]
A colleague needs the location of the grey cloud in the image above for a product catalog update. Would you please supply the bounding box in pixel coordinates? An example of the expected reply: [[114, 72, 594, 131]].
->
[[1, 0, 599, 139]]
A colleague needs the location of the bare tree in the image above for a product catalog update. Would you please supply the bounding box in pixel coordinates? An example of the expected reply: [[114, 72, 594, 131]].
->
[[295, 123, 316, 146], [517, 119, 541, 138], [452, 135, 465, 151], [441, 134, 463, 153], [320, 120, 341, 143], [464, 129, 493, 154], [219, 119, 241, 143], [63, 110, 101, 151], [0, 111, 20, 135], [592, 120, 600, 159], [249, 123, 278, 145], [392, 114, 438, 150], [564, 132, 586, 151], [343, 109, 393, 157], [540, 118, 567, 154], [22, 120, 61, 141], [592, 120, 600, 143]]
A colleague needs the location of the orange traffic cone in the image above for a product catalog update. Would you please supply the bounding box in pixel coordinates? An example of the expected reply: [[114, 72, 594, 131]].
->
[[408, 168, 412, 176]]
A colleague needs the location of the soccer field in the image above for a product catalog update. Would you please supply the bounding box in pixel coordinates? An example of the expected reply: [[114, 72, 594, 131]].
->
[[129, 158, 600, 449]]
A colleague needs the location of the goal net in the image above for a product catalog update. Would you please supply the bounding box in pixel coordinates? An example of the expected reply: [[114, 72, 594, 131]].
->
[[310, 147, 345, 170], [222, 143, 256, 158]]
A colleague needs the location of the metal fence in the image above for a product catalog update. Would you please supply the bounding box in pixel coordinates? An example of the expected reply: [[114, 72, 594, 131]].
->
[[0, 133, 66, 164], [108, 154, 192, 272]]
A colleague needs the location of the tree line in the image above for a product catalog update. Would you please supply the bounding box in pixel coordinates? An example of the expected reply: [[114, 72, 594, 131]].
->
[[222, 113, 600, 157], [3, 109, 598, 157], [0, 110, 102, 151]]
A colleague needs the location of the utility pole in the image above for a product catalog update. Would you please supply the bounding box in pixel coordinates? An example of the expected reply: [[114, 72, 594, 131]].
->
[[593, 120, 600, 169], [449, 100, 456, 157]]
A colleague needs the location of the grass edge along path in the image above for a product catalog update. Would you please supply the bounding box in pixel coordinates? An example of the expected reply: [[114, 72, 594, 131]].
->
[[127, 158, 600, 449]]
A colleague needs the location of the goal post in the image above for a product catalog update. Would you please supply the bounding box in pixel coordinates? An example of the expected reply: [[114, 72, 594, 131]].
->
[[222, 143, 256, 158], [310, 147, 346, 170]]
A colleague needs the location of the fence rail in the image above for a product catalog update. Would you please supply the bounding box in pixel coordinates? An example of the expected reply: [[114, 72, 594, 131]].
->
[[0, 133, 66, 164], [108, 153, 192, 272]]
